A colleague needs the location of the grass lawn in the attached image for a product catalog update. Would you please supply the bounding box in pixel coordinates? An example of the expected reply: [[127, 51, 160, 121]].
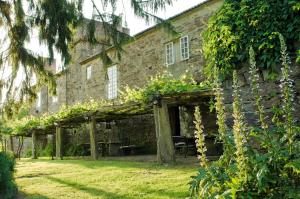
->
[[15, 157, 197, 199]]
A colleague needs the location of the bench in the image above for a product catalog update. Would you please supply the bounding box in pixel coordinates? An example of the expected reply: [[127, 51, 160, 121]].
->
[[172, 136, 196, 158], [119, 145, 139, 155]]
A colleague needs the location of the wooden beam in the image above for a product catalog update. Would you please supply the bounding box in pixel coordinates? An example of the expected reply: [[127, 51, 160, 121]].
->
[[89, 116, 98, 160], [153, 102, 175, 164], [55, 126, 63, 160], [32, 131, 37, 159]]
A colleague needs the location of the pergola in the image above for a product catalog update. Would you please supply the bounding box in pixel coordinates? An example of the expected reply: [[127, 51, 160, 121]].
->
[[24, 89, 214, 163]]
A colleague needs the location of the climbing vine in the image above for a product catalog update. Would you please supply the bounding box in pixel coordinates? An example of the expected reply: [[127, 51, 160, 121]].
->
[[2, 74, 211, 136], [203, 0, 300, 78], [121, 74, 211, 104]]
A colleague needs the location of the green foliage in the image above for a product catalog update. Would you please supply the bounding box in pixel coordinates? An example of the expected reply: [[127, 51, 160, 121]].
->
[[121, 74, 211, 104], [8, 100, 110, 135], [190, 41, 300, 198], [1, 0, 175, 114], [65, 144, 87, 157], [285, 158, 300, 175], [3, 74, 210, 136], [203, 0, 300, 77], [40, 142, 54, 157], [0, 152, 17, 199]]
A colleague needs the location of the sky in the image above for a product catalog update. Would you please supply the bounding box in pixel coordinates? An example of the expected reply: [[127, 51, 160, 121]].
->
[[82, 0, 206, 35], [1, 0, 206, 102], [27, 0, 206, 64]]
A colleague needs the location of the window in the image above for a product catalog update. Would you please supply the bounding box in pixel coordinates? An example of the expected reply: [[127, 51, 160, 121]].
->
[[107, 65, 118, 99], [56, 64, 63, 73], [180, 36, 189, 60], [87, 65, 92, 80], [52, 96, 58, 103], [166, 42, 174, 66], [36, 91, 41, 109]]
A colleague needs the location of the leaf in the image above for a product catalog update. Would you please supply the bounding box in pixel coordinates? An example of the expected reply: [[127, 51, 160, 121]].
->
[[284, 159, 300, 174], [256, 164, 269, 192]]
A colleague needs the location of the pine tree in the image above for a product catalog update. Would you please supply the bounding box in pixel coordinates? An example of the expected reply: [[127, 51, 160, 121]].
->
[[0, 0, 175, 115]]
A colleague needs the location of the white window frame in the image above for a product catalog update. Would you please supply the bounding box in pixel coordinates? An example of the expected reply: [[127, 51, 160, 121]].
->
[[36, 91, 41, 109], [56, 64, 63, 73], [166, 42, 175, 66], [52, 95, 58, 103], [86, 65, 92, 80], [107, 65, 118, 99], [180, 36, 189, 60]]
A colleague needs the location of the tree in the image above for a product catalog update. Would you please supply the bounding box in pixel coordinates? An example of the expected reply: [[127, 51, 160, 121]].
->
[[0, 0, 174, 116]]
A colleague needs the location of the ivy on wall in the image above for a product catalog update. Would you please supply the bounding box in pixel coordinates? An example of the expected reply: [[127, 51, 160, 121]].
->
[[203, 0, 300, 77]]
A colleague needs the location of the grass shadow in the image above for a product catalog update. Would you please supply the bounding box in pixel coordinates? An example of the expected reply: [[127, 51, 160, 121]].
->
[[46, 176, 132, 199], [136, 185, 190, 198], [16, 192, 49, 199], [30, 158, 197, 172]]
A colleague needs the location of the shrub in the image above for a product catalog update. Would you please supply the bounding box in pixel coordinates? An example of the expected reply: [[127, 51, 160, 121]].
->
[[65, 144, 88, 157], [0, 152, 17, 199], [40, 142, 54, 157], [190, 36, 300, 198], [203, 0, 300, 78]]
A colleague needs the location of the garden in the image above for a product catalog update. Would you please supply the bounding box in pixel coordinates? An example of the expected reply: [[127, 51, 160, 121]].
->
[[1, 0, 300, 199]]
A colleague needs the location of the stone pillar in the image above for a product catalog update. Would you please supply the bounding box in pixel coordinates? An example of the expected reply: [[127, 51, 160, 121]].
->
[[32, 131, 37, 159], [89, 116, 98, 160], [154, 102, 175, 164], [55, 126, 63, 160]]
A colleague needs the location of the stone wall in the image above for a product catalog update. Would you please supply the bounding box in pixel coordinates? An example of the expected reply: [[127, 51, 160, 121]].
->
[[27, 0, 300, 158], [223, 65, 300, 127], [81, 0, 223, 100], [28, 0, 223, 156]]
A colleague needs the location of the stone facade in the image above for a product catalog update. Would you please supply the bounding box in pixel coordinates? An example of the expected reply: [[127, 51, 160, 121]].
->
[[30, 0, 300, 158], [29, 0, 223, 157]]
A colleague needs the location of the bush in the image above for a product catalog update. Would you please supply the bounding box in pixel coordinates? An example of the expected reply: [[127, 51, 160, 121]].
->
[[203, 0, 300, 78], [0, 152, 17, 199], [190, 37, 300, 198], [65, 144, 88, 157], [40, 142, 54, 157]]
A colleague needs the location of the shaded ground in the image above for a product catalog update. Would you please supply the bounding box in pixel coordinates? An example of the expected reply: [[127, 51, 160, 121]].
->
[[15, 155, 199, 199]]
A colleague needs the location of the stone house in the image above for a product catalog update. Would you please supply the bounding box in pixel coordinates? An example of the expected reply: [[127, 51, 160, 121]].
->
[[27, 0, 223, 158], [27, 0, 300, 160]]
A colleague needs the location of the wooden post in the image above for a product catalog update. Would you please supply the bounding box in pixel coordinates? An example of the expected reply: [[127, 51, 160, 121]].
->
[[9, 136, 14, 153], [55, 126, 63, 160], [32, 131, 37, 159], [51, 133, 55, 160], [89, 116, 98, 160], [154, 101, 175, 164]]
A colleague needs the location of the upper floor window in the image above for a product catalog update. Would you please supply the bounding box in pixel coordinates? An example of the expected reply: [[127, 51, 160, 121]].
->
[[107, 65, 118, 99], [52, 87, 58, 103], [56, 64, 63, 73], [87, 65, 92, 80], [52, 95, 58, 103], [166, 42, 174, 66], [180, 36, 189, 60], [36, 91, 41, 109]]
